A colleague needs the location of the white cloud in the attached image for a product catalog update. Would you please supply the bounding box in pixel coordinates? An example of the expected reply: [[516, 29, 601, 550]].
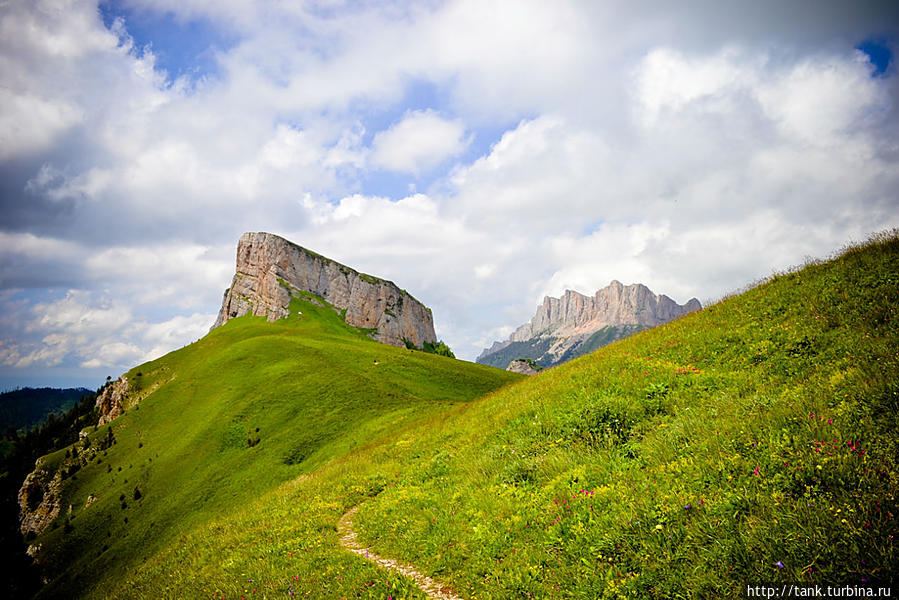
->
[[371, 110, 469, 173], [80, 342, 144, 369], [474, 264, 495, 280], [0, 89, 83, 160], [0, 290, 216, 372], [132, 312, 213, 362], [636, 47, 752, 128], [1, 0, 898, 383], [755, 52, 889, 144], [449, 115, 613, 231]]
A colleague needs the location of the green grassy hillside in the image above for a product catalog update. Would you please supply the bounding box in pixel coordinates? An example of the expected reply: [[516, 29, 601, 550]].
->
[[103, 231, 897, 599], [28, 293, 520, 599], [28, 232, 898, 599]]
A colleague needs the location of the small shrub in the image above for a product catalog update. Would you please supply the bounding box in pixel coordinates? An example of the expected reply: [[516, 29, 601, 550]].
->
[[423, 340, 455, 358]]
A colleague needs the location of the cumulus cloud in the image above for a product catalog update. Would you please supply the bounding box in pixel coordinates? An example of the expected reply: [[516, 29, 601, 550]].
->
[[371, 110, 469, 173], [0, 0, 897, 384], [0, 290, 215, 372]]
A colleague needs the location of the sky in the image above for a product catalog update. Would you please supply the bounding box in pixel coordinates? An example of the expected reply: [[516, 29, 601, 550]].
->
[[1, 0, 898, 390]]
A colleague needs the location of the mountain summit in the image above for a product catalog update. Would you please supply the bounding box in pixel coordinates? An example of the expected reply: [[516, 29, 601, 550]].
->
[[478, 281, 700, 369], [213, 232, 437, 349]]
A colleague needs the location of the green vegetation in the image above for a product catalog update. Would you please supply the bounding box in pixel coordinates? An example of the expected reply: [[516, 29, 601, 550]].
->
[[515, 357, 543, 372], [347, 232, 899, 597], [0, 388, 92, 433], [22, 232, 899, 599], [423, 340, 455, 358], [0, 391, 100, 598], [26, 294, 517, 599], [404, 338, 456, 358]]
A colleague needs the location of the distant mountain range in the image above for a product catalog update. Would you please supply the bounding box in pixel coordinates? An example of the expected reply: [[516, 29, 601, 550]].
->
[[477, 280, 701, 369]]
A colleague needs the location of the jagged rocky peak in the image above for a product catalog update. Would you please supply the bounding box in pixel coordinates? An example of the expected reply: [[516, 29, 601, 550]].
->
[[212, 232, 437, 349], [478, 280, 701, 369], [511, 281, 701, 341]]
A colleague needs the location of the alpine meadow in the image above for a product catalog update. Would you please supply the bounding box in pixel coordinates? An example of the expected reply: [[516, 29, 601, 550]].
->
[[2, 2, 898, 599], [13, 231, 899, 599]]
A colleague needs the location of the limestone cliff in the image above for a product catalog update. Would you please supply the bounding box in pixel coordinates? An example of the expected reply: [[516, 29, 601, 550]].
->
[[212, 232, 437, 349], [478, 281, 701, 369], [509, 281, 701, 342], [95, 376, 129, 426], [18, 459, 62, 537]]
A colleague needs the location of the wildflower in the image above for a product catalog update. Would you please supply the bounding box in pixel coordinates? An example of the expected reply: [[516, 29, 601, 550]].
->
[[684, 504, 692, 510], [753, 467, 760, 476], [775, 561, 784, 569]]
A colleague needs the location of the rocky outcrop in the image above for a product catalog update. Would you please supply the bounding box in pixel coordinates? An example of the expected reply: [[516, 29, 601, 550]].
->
[[96, 376, 129, 426], [479, 281, 701, 369], [18, 459, 62, 536], [212, 232, 437, 349], [506, 359, 540, 375]]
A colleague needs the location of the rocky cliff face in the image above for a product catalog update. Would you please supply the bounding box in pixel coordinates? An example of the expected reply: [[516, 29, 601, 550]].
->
[[478, 281, 701, 369], [212, 232, 437, 349], [510, 281, 701, 341], [18, 459, 62, 537], [96, 376, 129, 426]]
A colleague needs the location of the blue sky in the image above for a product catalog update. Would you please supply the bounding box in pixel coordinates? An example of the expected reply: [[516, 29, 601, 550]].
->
[[1, 0, 898, 389], [99, 1, 236, 81], [857, 39, 893, 75]]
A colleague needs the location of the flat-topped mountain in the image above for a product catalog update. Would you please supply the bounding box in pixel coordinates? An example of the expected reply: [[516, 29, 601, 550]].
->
[[213, 232, 437, 349], [478, 280, 701, 369]]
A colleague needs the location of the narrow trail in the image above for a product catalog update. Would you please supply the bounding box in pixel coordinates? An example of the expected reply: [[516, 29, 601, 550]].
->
[[337, 506, 464, 600]]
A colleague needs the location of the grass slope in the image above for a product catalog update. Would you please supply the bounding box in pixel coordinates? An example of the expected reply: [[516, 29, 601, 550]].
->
[[30, 294, 519, 599], [107, 231, 897, 599]]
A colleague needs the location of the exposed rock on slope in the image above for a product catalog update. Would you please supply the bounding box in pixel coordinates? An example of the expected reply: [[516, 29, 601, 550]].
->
[[506, 359, 541, 375], [213, 232, 437, 349], [479, 281, 701, 369], [18, 459, 62, 536], [96, 376, 129, 426]]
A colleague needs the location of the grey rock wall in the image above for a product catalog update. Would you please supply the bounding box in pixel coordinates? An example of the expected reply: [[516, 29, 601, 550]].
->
[[212, 232, 437, 349]]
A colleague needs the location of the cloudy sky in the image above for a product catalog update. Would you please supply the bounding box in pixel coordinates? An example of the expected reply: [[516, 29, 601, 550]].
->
[[1, 0, 897, 389]]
